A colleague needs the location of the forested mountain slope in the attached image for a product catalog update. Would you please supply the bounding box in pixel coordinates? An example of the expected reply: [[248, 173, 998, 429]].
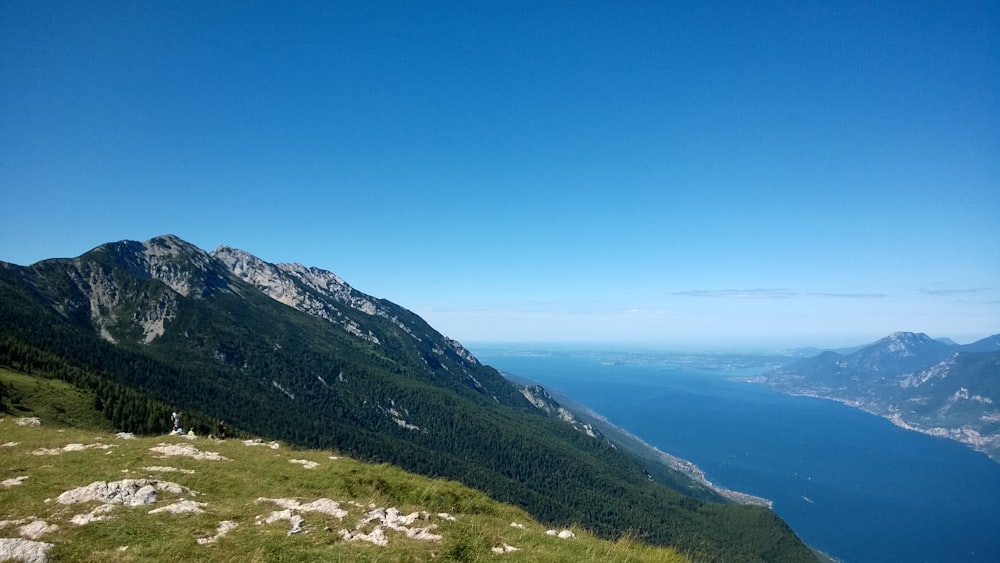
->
[[0, 235, 816, 562], [758, 332, 1000, 462]]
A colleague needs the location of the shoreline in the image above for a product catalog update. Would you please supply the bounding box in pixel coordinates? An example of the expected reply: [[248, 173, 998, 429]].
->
[[567, 402, 775, 507], [504, 371, 775, 508], [734, 378, 1000, 465]]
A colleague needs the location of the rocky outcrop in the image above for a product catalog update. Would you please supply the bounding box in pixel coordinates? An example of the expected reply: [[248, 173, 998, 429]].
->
[[519, 384, 603, 439], [55, 479, 192, 506], [212, 246, 391, 344]]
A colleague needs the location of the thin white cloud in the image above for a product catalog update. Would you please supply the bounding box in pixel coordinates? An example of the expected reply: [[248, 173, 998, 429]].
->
[[674, 289, 886, 299], [920, 288, 989, 296], [805, 292, 886, 299], [672, 289, 797, 299]]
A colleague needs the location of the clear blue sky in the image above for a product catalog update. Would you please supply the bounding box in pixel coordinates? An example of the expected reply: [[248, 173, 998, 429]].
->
[[2, 1, 998, 349]]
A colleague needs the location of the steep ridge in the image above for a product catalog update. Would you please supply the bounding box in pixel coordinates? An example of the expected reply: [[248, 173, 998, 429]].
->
[[0, 235, 818, 561], [757, 332, 1000, 461]]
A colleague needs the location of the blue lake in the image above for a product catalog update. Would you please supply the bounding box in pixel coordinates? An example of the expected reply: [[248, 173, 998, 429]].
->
[[474, 347, 1000, 563]]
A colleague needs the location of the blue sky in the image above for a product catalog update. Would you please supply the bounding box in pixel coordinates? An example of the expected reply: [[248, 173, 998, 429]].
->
[[2, 1, 998, 349]]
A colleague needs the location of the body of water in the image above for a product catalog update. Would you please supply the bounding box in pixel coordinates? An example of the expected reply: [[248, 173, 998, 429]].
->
[[474, 347, 1000, 563]]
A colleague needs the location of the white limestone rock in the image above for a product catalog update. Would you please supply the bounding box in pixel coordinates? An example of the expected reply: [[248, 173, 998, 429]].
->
[[197, 520, 238, 545], [148, 500, 208, 515], [18, 520, 59, 540], [0, 538, 54, 563], [150, 443, 229, 461]]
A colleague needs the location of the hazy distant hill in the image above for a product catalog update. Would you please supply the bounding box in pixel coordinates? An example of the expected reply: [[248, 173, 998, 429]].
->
[[758, 332, 1000, 462], [0, 235, 816, 562]]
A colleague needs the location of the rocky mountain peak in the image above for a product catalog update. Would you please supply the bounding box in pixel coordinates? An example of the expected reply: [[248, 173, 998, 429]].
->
[[145, 234, 193, 253], [17, 235, 476, 363], [851, 332, 952, 373], [886, 331, 932, 344], [139, 235, 218, 297], [879, 332, 932, 355]]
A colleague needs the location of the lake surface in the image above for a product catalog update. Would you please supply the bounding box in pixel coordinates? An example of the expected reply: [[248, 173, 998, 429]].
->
[[473, 346, 1000, 563]]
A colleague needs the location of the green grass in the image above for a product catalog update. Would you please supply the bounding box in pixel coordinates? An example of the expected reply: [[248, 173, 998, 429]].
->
[[0, 367, 113, 431], [1, 373, 686, 562]]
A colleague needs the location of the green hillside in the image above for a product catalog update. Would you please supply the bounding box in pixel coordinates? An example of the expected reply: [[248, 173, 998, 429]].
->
[[0, 236, 818, 562], [0, 373, 686, 562]]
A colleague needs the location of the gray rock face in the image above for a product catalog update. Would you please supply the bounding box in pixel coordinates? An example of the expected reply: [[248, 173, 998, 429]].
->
[[519, 384, 603, 439], [212, 245, 437, 347]]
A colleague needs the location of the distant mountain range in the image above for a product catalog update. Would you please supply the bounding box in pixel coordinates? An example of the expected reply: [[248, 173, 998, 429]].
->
[[0, 235, 817, 562], [755, 332, 1000, 462]]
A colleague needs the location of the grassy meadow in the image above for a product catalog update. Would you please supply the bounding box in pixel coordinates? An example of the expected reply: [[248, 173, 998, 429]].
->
[[0, 368, 685, 562]]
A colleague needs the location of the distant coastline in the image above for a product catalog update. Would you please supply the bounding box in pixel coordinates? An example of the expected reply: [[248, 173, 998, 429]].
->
[[735, 377, 1000, 464]]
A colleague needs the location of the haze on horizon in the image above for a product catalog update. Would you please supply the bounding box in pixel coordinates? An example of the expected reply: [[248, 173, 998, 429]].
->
[[2, 2, 997, 349]]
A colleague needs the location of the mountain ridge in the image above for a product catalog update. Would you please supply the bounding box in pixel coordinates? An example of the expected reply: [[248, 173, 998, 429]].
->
[[755, 331, 1000, 462], [0, 234, 817, 562]]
